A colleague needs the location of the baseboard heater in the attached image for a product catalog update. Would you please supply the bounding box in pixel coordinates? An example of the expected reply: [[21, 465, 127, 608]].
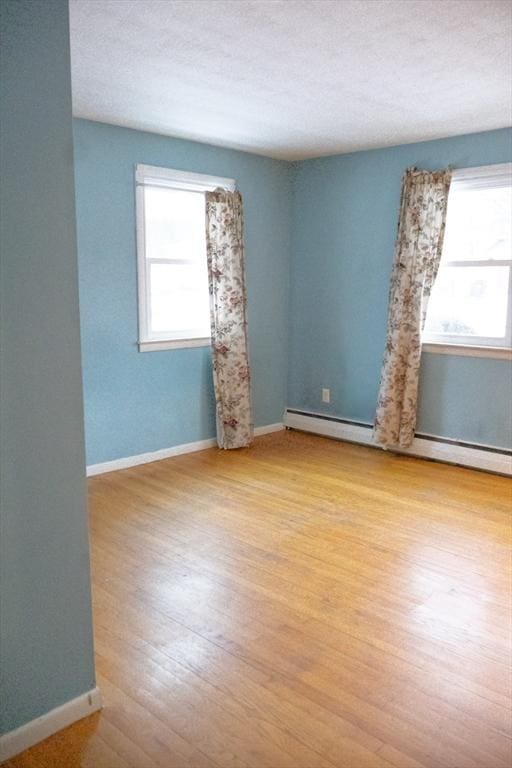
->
[[284, 409, 512, 476]]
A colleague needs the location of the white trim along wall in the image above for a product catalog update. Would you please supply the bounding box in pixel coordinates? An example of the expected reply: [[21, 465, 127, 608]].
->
[[86, 423, 284, 476], [86, 415, 512, 477], [0, 688, 102, 763]]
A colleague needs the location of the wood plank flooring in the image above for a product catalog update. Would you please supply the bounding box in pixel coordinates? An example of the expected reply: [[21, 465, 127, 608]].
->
[[7, 430, 512, 768]]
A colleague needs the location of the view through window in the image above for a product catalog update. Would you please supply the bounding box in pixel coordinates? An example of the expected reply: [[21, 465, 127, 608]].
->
[[423, 163, 512, 349], [135, 165, 235, 350]]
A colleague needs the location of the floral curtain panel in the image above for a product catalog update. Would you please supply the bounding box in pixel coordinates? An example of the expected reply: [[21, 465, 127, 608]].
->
[[205, 189, 253, 449], [374, 167, 452, 449]]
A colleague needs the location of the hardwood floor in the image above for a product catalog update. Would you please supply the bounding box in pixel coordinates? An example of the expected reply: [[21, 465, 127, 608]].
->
[[7, 430, 512, 768]]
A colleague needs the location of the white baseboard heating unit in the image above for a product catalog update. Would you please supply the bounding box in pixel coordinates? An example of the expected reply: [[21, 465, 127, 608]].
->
[[284, 409, 512, 476]]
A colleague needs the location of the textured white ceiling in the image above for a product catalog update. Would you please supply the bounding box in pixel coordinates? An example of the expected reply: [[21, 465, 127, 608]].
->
[[69, 0, 512, 160]]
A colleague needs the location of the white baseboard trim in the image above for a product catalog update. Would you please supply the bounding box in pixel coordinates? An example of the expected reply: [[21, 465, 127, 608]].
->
[[284, 410, 512, 476], [87, 437, 217, 476], [254, 422, 284, 437], [0, 686, 102, 762], [86, 423, 284, 477]]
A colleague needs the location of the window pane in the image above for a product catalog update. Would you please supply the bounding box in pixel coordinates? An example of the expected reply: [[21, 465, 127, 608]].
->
[[425, 265, 510, 339], [149, 262, 210, 337], [144, 186, 206, 262], [443, 186, 512, 262]]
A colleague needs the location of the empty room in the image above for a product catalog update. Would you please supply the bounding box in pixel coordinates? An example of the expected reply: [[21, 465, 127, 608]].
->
[[1, 1, 512, 767]]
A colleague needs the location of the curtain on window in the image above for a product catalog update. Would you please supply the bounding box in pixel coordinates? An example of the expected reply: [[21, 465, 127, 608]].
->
[[205, 189, 253, 449], [374, 167, 452, 449]]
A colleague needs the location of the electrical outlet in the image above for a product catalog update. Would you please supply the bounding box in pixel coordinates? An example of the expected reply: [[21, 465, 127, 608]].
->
[[322, 388, 330, 403]]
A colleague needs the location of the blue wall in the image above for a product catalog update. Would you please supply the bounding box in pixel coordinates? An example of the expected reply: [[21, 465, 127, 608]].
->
[[75, 120, 511, 459], [74, 120, 291, 466], [288, 128, 512, 449], [0, 0, 95, 734]]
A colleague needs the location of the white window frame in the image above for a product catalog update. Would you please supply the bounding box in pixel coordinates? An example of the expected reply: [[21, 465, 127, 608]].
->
[[135, 164, 235, 352], [422, 162, 512, 360]]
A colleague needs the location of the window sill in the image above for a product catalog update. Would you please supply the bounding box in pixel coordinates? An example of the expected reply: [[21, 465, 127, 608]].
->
[[138, 338, 211, 352], [422, 342, 512, 360]]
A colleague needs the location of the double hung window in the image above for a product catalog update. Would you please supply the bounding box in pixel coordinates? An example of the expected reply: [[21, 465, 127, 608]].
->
[[135, 164, 235, 351]]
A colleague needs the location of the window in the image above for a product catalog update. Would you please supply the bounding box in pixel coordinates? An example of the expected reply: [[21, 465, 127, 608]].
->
[[423, 163, 512, 355], [136, 164, 235, 351]]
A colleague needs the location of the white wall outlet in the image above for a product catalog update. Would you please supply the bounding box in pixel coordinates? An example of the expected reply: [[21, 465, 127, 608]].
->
[[322, 388, 330, 403]]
